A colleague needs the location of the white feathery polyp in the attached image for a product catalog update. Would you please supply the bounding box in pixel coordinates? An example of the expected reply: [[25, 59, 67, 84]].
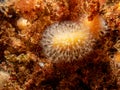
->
[[41, 21, 94, 62]]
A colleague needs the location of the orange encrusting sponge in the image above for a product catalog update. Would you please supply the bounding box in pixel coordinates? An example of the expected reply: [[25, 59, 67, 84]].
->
[[83, 15, 106, 38], [114, 52, 120, 63]]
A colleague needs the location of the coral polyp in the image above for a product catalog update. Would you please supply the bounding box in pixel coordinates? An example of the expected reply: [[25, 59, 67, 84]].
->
[[52, 30, 88, 50], [41, 21, 94, 62]]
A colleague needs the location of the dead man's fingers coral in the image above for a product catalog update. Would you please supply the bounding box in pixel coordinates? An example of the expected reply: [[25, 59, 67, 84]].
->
[[41, 21, 95, 62]]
